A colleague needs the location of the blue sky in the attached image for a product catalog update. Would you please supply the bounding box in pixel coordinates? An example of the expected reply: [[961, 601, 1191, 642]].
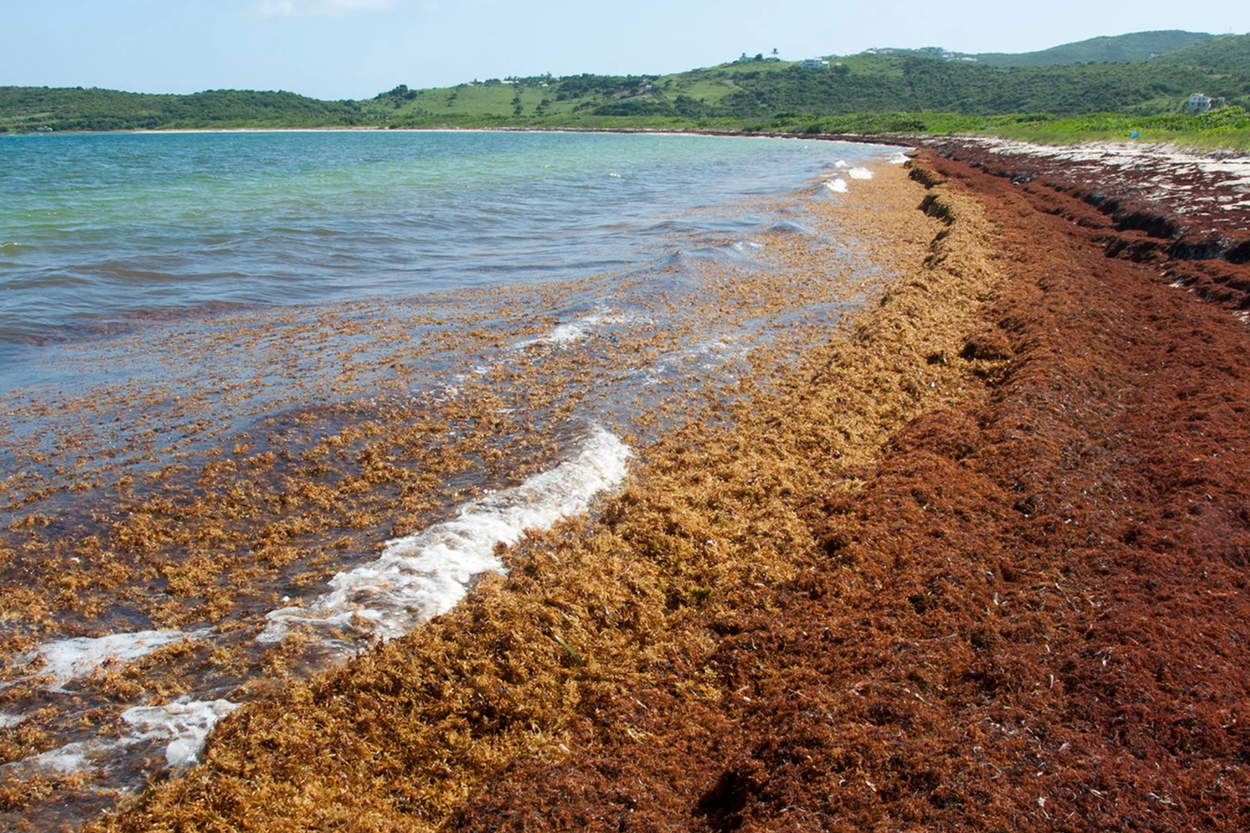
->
[[4, 0, 1249, 100]]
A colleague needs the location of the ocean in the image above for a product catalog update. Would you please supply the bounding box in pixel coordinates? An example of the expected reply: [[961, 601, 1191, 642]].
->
[[0, 129, 903, 827]]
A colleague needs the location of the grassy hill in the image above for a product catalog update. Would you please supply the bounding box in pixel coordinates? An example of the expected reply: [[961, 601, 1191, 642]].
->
[[3, 32, 1249, 146], [0, 87, 365, 132], [975, 30, 1214, 67], [1155, 33, 1250, 70], [358, 37, 1250, 127]]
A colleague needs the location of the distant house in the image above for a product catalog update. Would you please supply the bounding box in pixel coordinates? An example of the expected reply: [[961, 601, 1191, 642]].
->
[[958, 56, 978, 62], [801, 58, 829, 69], [1187, 93, 1214, 113]]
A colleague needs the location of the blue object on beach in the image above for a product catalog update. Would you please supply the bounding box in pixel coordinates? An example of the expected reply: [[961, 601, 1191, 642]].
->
[[1130, 130, 1141, 138]]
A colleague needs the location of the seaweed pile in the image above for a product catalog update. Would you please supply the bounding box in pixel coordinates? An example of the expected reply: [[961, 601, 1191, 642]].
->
[[11, 140, 1250, 831], [70, 162, 1006, 830], [1, 156, 912, 827]]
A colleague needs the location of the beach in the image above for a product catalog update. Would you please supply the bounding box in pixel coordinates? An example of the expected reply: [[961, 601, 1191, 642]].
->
[[76, 156, 973, 833], [4, 134, 1250, 830], [0, 133, 906, 827]]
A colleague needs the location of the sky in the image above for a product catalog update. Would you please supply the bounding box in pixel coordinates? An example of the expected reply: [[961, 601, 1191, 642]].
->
[[4, 0, 1249, 101]]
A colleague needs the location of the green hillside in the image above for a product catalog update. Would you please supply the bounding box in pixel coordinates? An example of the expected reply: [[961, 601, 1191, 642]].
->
[[359, 38, 1250, 127], [1155, 33, 1250, 70], [975, 30, 1214, 67], [3, 32, 1250, 146], [0, 87, 365, 132]]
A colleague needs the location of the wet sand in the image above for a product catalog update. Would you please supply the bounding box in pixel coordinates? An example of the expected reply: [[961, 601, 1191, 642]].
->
[[10, 139, 1250, 830]]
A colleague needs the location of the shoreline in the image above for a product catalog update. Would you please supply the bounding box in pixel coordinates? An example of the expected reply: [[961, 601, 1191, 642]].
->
[[11, 122, 1249, 160], [79, 158, 994, 832], [81, 142, 1250, 832], [4, 135, 1250, 830], [0, 141, 906, 828]]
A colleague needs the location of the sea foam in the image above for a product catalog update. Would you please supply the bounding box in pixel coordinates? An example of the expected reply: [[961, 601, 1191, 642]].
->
[[4, 699, 238, 775], [121, 699, 240, 768], [258, 427, 632, 645], [30, 629, 209, 688]]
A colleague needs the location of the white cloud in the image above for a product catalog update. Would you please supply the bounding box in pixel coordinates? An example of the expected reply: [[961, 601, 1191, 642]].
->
[[258, 0, 394, 16]]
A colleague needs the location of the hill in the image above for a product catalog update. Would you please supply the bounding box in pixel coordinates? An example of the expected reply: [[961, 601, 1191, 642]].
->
[[0, 87, 365, 132], [975, 30, 1214, 66], [359, 41, 1250, 127], [1155, 32, 1250, 70], [3, 33, 1250, 137]]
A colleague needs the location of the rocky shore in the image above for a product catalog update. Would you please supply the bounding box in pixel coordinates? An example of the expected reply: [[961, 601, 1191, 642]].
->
[[24, 139, 1250, 830]]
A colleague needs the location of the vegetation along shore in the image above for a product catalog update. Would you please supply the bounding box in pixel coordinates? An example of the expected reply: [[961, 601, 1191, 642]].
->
[[4, 30, 1250, 150]]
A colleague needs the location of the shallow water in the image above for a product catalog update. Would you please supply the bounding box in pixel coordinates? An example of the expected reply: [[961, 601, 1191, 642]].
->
[[3, 130, 879, 387], [0, 130, 903, 829]]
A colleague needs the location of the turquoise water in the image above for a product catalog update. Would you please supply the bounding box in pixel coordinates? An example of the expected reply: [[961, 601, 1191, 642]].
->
[[0, 130, 884, 374]]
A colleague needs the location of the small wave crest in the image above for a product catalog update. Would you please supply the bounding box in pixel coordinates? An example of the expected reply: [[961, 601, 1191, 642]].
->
[[121, 699, 240, 768], [2, 699, 238, 776], [18, 629, 210, 690], [258, 427, 632, 646], [514, 318, 597, 349], [765, 220, 813, 236], [513, 309, 650, 350]]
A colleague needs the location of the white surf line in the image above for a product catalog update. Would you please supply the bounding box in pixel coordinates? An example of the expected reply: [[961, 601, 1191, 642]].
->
[[512, 309, 610, 350], [511, 309, 651, 351], [6, 739, 111, 775], [0, 630, 230, 777], [826, 150, 909, 193], [259, 426, 632, 646], [4, 699, 240, 776], [4, 629, 212, 692], [514, 318, 598, 349], [120, 699, 241, 768]]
